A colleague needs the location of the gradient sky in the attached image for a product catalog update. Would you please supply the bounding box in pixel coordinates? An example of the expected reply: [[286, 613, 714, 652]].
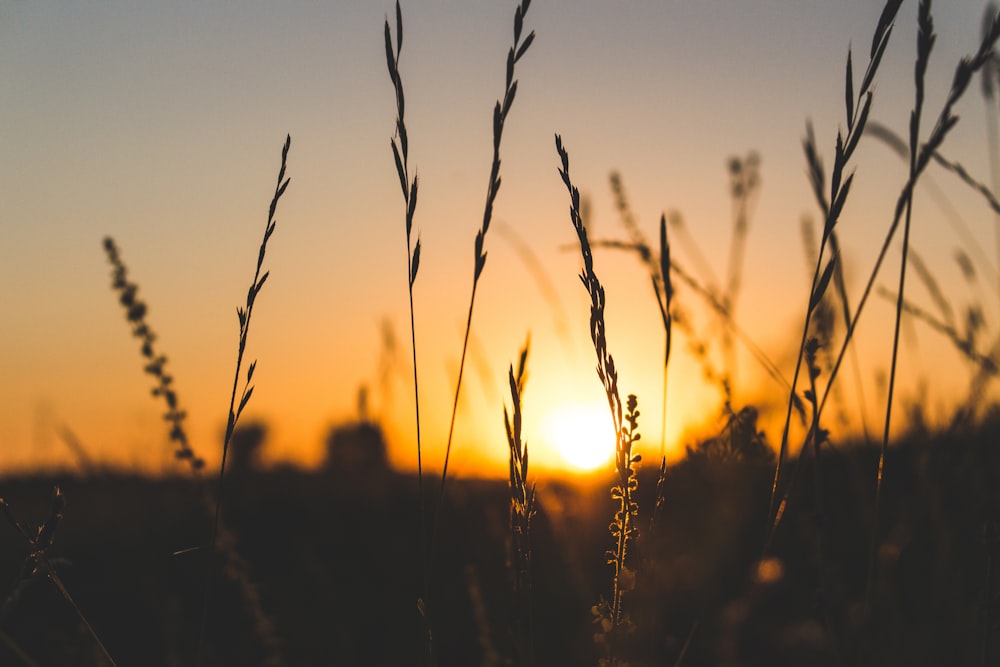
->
[[2, 1, 998, 477]]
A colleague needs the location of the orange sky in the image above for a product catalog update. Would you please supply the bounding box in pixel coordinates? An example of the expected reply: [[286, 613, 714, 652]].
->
[[2, 1, 998, 477]]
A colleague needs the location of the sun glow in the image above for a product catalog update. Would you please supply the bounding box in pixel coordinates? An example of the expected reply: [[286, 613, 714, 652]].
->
[[543, 403, 616, 472]]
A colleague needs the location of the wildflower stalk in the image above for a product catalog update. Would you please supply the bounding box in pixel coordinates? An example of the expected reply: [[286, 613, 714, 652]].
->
[[557, 134, 641, 665], [103, 237, 205, 473]]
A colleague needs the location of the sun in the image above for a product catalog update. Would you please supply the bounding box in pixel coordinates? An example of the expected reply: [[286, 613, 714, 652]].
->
[[542, 403, 616, 472]]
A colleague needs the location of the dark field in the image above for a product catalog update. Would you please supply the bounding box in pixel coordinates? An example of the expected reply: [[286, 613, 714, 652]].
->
[[1, 419, 997, 666]]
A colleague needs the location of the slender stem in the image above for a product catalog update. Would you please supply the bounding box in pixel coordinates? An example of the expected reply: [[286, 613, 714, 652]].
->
[[0, 630, 38, 667], [46, 564, 117, 667], [407, 257, 432, 663], [867, 139, 917, 614], [766, 257, 821, 537], [660, 342, 669, 461], [384, 5, 432, 658], [439, 288, 477, 500]]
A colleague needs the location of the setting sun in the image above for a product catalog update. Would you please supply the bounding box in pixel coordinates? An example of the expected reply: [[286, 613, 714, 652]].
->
[[543, 403, 617, 472]]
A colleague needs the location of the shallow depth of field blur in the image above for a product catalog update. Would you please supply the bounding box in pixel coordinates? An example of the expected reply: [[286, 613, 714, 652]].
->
[[3, 1, 1000, 665]]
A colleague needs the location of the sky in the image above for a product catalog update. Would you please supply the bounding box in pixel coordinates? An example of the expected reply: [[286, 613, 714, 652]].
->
[[2, 1, 999, 478]]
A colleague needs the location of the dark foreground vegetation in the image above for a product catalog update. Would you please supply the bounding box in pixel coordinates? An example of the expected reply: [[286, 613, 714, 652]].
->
[[1, 415, 998, 666]]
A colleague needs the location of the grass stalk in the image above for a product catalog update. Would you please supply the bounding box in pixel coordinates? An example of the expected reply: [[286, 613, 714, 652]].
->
[[817, 8, 1000, 447], [866, 0, 933, 619], [587, 237, 797, 408], [721, 153, 761, 390], [820, 8, 1000, 430], [215, 134, 290, 499], [607, 177, 673, 459], [766, 4, 1000, 560], [435, 0, 534, 527], [867, 119, 1000, 281], [106, 231, 285, 666], [504, 338, 534, 667], [803, 338, 839, 656], [655, 215, 673, 466], [766, 0, 903, 545], [199, 134, 290, 665]]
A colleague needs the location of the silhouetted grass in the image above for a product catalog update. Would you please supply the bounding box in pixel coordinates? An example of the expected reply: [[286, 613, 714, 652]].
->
[[557, 134, 644, 666], [438, 0, 535, 508], [504, 338, 534, 666], [8, 2, 1000, 666]]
